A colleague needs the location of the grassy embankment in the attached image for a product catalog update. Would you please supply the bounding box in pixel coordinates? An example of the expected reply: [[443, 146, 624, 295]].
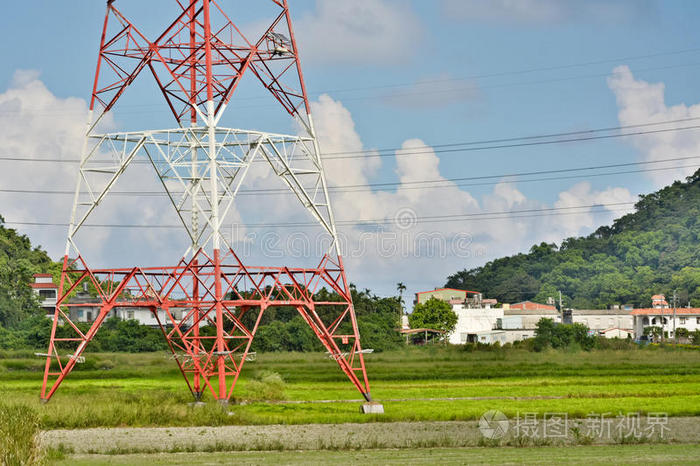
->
[[1, 345, 700, 429]]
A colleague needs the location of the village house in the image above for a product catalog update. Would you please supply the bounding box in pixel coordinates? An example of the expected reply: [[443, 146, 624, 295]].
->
[[29, 275, 185, 328], [412, 287, 643, 345], [632, 294, 700, 340], [29, 274, 58, 318]]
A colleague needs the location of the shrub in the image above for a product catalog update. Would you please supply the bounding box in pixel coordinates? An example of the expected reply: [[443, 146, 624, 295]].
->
[[691, 330, 700, 345], [595, 336, 637, 350], [244, 371, 286, 402], [0, 403, 42, 466], [409, 297, 457, 336], [533, 318, 596, 352]]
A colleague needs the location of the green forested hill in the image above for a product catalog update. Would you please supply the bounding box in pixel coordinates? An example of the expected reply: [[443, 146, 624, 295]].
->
[[0, 216, 58, 327], [445, 170, 700, 309]]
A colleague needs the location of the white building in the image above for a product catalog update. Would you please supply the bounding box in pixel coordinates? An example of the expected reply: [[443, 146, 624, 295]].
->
[[448, 302, 561, 345], [570, 309, 634, 338], [601, 328, 634, 339], [499, 309, 561, 343], [416, 287, 646, 345], [30, 275, 190, 328], [29, 274, 58, 318], [632, 307, 700, 340], [449, 305, 504, 344], [630, 294, 700, 340]]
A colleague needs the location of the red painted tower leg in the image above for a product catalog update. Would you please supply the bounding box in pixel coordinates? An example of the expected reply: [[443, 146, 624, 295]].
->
[[40, 255, 70, 401], [213, 249, 227, 403], [192, 258, 202, 400]]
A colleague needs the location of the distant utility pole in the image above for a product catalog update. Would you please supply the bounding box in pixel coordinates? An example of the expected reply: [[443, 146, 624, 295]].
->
[[559, 290, 563, 323], [673, 290, 678, 344]]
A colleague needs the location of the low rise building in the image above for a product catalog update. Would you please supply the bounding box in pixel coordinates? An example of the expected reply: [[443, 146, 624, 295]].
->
[[601, 328, 634, 339], [630, 294, 700, 340], [570, 309, 634, 338], [508, 301, 557, 312], [412, 288, 676, 345], [67, 291, 168, 326], [414, 288, 479, 306], [448, 295, 561, 345], [29, 276, 187, 328], [29, 274, 58, 318], [499, 308, 561, 343], [632, 307, 700, 340], [450, 305, 504, 344]]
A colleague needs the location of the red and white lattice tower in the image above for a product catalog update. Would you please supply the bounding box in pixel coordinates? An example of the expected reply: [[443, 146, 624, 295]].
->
[[40, 0, 373, 404]]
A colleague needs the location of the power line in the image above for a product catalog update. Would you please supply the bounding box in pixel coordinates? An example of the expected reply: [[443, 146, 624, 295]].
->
[[322, 117, 700, 157], [1, 202, 635, 231], [326, 124, 700, 161], [330, 61, 700, 105], [7, 46, 700, 117], [317, 46, 700, 95], [0, 155, 696, 197], [1, 117, 699, 166]]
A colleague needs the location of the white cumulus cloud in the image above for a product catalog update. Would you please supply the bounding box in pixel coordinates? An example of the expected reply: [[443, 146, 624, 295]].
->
[[608, 65, 700, 187], [553, 182, 636, 238]]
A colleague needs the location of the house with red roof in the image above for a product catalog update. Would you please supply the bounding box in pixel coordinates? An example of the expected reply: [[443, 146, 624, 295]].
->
[[632, 306, 700, 340], [507, 301, 557, 312]]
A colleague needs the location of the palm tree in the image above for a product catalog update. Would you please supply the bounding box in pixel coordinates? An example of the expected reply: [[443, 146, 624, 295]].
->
[[396, 282, 407, 326]]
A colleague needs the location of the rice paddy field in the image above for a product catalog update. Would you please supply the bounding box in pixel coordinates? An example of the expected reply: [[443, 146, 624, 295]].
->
[[2, 345, 700, 463]]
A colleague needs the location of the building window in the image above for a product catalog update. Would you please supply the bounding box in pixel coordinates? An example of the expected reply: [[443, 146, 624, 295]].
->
[[697, 317, 700, 325], [127, 311, 135, 320], [642, 317, 649, 326], [680, 317, 686, 325], [39, 289, 56, 299]]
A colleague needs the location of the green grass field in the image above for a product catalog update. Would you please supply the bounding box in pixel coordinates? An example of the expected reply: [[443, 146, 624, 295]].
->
[[2, 346, 700, 429], [57, 444, 700, 466]]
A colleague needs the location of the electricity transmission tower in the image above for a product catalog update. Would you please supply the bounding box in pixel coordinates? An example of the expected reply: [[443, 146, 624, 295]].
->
[[40, 0, 372, 405]]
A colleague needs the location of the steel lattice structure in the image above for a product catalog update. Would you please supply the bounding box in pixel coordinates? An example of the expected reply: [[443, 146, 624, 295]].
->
[[40, 0, 372, 404]]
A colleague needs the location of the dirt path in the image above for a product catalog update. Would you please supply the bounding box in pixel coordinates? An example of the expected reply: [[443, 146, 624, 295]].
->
[[40, 418, 700, 454]]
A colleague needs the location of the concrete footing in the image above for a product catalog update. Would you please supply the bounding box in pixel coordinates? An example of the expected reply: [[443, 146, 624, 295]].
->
[[188, 401, 206, 408], [360, 402, 384, 414]]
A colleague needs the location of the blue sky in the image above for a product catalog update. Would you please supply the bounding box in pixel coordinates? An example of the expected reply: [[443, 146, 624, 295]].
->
[[2, 0, 700, 298]]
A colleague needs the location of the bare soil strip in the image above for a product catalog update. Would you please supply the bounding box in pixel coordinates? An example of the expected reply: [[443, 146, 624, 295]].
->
[[41, 418, 700, 455]]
